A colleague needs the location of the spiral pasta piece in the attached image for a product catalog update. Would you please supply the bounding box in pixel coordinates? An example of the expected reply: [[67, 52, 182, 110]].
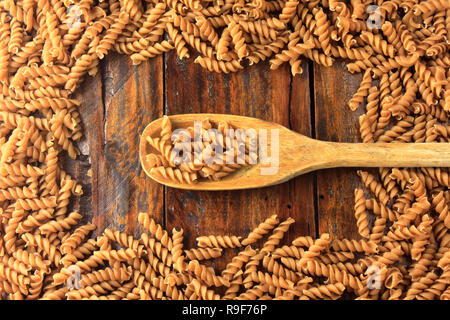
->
[[228, 21, 248, 60], [357, 170, 389, 205], [166, 22, 189, 59], [298, 233, 330, 267], [278, 0, 298, 23], [65, 54, 95, 92], [1, 254, 31, 276], [60, 224, 96, 254], [314, 8, 331, 55], [16, 208, 53, 234], [150, 166, 198, 185], [241, 214, 279, 245], [81, 265, 131, 287], [196, 16, 219, 47], [250, 270, 294, 289], [170, 227, 185, 272], [348, 68, 372, 111], [194, 56, 243, 73], [184, 247, 222, 261], [60, 239, 98, 267], [262, 255, 298, 282], [138, 211, 173, 249], [130, 40, 174, 65], [146, 136, 174, 163], [94, 248, 138, 262], [432, 191, 450, 228], [187, 259, 229, 287], [38, 211, 83, 235], [196, 235, 242, 248], [354, 189, 370, 239], [395, 196, 431, 228], [222, 246, 257, 281], [300, 282, 346, 300], [302, 260, 364, 291], [134, 3, 166, 38], [186, 278, 220, 300], [96, 12, 130, 59], [21, 233, 62, 266], [12, 248, 49, 273], [413, 0, 450, 16], [103, 228, 145, 255], [259, 217, 295, 254], [331, 239, 379, 254]]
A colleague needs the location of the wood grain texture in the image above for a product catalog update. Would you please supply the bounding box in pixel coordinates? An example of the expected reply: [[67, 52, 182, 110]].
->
[[283, 60, 316, 242], [313, 61, 364, 239], [72, 71, 105, 231], [75, 53, 165, 238]]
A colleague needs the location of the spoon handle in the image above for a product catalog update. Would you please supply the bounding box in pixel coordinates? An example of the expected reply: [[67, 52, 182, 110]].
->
[[322, 142, 450, 168]]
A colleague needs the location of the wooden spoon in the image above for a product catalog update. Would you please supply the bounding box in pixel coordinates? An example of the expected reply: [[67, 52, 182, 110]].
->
[[139, 114, 450, 190]]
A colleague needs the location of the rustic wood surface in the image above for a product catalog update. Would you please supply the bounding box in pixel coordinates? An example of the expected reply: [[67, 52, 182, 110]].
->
[[68, 52, 369, 269]]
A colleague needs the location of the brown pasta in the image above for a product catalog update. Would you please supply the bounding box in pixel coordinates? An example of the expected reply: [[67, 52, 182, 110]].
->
[[144, 115, 257, 184], [354, 189, 370, 239], [60, 224, 96, 255], [298, 233, 331, 267], [432, 191, 450, 228], [413, 0, 450, 16], [184, 247, 222, 261], [222, 246, 257, 281], [228, 21, 248, 60], [357, 170, 390, 205], [241, 214, 279, 246], [196, 235, 242, 249], [348, 68, 372, 111], [299, 282, 346, 300], [0, 0, 448, 301]]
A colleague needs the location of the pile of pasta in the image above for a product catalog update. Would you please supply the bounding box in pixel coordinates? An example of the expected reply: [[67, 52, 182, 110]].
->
[[145, 116, 257, 184], [0, 0, 449, 300], [4, 210, 450, 300]]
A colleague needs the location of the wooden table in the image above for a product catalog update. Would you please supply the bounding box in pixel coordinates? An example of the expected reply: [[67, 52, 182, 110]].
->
[[67, 51, 368, 269]]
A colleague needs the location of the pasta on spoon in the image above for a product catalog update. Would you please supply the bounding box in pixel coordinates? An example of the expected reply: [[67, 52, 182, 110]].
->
[[143, 115, 259, 185]]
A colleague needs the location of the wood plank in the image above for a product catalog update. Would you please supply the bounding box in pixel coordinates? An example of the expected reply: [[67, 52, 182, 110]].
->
[[70, 70, 104, 230], [84, 53, 165, 238], [286, 60, 316, 241], [313, 61, 365, 239], [164, 54, 315, 267]]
